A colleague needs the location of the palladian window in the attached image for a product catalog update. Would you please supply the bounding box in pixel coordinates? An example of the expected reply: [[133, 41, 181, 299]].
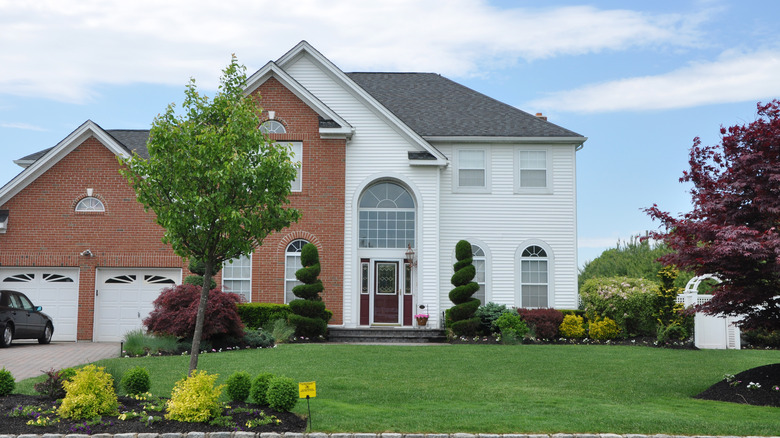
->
[[358, 182, 415, 249]]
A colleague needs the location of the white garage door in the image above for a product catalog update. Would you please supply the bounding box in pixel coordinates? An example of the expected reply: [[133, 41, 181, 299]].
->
[[0, 267, 79, 342], [94, 268, 181, 342]]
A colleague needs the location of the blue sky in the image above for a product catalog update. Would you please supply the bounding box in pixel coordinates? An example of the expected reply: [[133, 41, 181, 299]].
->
[[1, 0, 778, 267]]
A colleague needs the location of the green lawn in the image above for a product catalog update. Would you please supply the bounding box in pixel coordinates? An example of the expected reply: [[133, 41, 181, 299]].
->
[[16, 344, 780, 435]]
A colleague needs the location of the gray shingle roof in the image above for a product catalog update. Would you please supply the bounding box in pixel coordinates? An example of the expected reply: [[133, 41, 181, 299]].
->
[[347, 72, 582, 138], [17, 73, 582, 165]]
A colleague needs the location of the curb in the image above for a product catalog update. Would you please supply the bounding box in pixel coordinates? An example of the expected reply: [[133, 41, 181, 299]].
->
[[0, 433, 775, 438]]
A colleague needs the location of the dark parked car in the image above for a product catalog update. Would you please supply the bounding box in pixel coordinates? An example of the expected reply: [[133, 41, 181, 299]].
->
[[0, 290, 54, 347]]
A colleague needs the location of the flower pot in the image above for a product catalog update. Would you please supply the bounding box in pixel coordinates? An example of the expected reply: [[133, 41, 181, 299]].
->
[[416, 317, 428, 326]]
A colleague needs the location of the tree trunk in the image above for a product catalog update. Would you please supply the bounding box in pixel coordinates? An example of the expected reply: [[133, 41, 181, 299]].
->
[[188, 263, 213, 375]]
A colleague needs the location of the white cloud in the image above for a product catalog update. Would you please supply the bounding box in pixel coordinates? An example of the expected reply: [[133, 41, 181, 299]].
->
[[0, 122, 46, 131], [529, 49, 780, 113], [0, 0, 704, 103]]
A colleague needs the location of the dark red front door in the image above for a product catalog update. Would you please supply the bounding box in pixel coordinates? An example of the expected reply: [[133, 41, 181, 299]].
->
[[373, 261, 399, 323]]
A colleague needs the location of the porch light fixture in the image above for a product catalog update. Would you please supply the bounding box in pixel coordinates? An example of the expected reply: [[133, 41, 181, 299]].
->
[[405, 244, 417, 267]]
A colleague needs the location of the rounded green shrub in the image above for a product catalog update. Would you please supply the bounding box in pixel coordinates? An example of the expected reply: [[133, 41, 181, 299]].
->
[[250, 372, 275, 405], [0, 367, 15, 397], [559, 314, 586, 338], [243, 328, 275, 348], [58, 364, 118, 420], [121, 366, 151, 396], [165, 370, 224, 422], [494, 311, 529, 339], [225, 371, 252, 403], [475, 302, 508, 334], [266, 376, 298, 412], [589, 317, 621, 340]]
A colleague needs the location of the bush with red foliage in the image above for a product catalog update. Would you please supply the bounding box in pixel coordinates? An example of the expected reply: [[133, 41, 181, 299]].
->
[[517, 308, 564, 339], [143, 284, 245, 340]]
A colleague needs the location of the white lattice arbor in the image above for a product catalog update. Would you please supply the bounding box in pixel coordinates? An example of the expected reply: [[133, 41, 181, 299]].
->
[[677, 274, 741, 349]]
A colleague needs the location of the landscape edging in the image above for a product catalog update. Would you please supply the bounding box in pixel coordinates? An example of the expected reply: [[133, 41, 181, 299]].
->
[[0, 433, 775, 438]]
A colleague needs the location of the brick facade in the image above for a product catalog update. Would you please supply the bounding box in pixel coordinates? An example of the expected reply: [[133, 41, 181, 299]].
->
[[248, 77, 346, 325]]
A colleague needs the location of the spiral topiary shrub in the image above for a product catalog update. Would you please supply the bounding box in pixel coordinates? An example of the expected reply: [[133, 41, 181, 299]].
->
[[447, 240, 481, 336], [266, 376, 298, 412], [165, 370, 224, 423], [58, 365, 118, 420], [250, 372, 275, 405], [121, 366, 151, 396], [0, 367, 14, 397], [225, 371, 252, 403], [289, 243, 331, 338]]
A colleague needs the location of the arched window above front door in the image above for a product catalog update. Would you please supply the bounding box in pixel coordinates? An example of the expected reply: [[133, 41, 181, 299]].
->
[[358, 182, 415, 249]]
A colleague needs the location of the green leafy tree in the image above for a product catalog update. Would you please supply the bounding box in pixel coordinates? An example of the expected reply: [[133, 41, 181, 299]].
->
[[579, 236, 691, 289], [289, 243, 330, 338], [120, 57, 300, 373], [447, 240, 481, 336]]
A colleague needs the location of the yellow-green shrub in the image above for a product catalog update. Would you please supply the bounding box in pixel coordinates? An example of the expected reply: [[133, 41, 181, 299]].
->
[[589, 317, 621, 340], [559, 314, 586, 338], [165, 370, 224, 423], [58, 364, 118, 420]]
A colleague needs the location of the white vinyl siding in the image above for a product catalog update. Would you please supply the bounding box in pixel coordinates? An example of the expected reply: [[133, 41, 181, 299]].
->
[[437, 143, 578, 310]]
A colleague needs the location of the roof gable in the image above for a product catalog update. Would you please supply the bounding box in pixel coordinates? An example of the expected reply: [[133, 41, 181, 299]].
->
[[0, 120, 134, 206], [245, 60, 354, 139]]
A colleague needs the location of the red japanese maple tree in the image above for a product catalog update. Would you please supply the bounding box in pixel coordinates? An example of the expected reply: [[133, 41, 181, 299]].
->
[[646, 100, 780, 331]]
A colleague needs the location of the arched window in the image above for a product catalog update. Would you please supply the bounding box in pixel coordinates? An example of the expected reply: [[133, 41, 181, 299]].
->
[[75, 197, 105, 212], [358, 182, 415, 249], [223, 254, 251, 302], [520, 245, 548, 308], [472, 245, 486, 305], [285, 239, 309, 303], [260, 120, 286, 134]]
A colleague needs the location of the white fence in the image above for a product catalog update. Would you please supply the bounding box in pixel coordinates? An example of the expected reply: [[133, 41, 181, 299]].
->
[[676, 292, 741, 349]]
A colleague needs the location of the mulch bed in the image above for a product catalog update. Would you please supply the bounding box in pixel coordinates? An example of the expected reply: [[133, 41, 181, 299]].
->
[[0, 394, 307, 435], [694, 363, 780, 407]]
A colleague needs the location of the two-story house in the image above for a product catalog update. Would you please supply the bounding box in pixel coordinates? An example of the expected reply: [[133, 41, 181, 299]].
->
[[0, 41, 585, 342]]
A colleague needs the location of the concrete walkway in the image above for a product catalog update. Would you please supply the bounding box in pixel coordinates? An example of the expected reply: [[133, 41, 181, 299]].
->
[[0, 340, 120, 380]]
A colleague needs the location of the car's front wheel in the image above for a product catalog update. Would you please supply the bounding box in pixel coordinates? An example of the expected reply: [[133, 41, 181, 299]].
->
[[0, 324, 13, 348], [38, 323, 53, 344]]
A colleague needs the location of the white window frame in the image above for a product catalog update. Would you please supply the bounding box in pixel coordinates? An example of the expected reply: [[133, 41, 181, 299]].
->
[[285, 239, 309, 303], [453, 147, 490, 193], [222, 254, 252, 302], [514, 147, 552, 194], [515, 241, 554, 308], [260, 120, 286, 134], [289, 142, 302, 192], [472, 244, 487, 305], [75, 197, 105, 212]]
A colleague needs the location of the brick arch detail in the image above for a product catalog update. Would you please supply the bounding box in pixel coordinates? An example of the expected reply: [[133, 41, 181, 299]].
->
[[277, 230, 322, 253]]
